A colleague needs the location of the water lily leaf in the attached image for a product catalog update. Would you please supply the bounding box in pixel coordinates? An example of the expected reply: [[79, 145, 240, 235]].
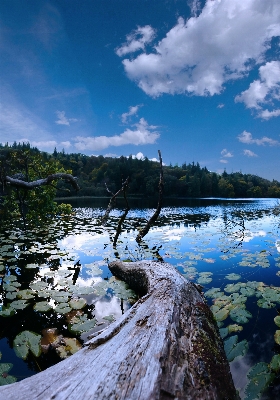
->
[[55, 338, 82, 359], [6, 292, 17, 300], [225, 273, 241, 281], [13, 331, 41, 360], [244, 362, 274, 400], [228, 324, 243, 333], [270, 355, 280, 372], [197, 276, 212, 284], [0, 305, 15, 317], [224, 335, 248, 362], [30, 281, 49, 291], [224, 283, 243, 293], [16, 289, 35, 300], [0, 264, 4, 272], [274, 330, 280, 345], [69, 298, 87, 310], [274, 316, 280, 327], [204, 288, 224, 298], [70, 318, 97, 333], [10, 300, 29, 310], [230, 308, 252, 324], [212, 307, 230, 322], [25, 264, 39, 269], [55, 303, 72, 314], [34, 302, 52, 312], [240, 287, 255, 297], [219, 327, 229, 339], [257, 298, 276, 309], [0, 363, 17, 386], [102, 314, 116, 322]]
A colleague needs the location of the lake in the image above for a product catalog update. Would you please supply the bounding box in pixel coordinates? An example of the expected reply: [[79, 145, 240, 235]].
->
[[1, 198, 280, 399]]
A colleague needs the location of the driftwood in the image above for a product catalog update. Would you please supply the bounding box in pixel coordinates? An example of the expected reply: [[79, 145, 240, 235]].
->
[[0, 261, 238, 399], [5, 173, 80, 191]]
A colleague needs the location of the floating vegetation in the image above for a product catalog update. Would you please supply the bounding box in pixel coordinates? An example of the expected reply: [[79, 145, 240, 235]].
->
[[1, 199, 280, 398]]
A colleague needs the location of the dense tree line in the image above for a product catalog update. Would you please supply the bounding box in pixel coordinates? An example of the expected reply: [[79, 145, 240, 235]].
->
[[1, 142, 280, 198]]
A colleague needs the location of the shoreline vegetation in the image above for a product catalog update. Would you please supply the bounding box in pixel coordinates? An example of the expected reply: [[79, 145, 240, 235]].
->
[[1, 142, 280, 200]]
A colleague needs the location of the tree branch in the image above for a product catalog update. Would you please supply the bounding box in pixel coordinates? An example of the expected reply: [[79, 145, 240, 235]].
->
[[5, 173, 80, 191], [136, 150, 164, 242]]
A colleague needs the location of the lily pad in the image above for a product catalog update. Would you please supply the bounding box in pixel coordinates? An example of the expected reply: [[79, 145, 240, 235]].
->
[[13, 331, 41, 360], [230, 308, 252, 324], [224, 335, 248, 362], [225, 273, 241, 281], [34, 302, 52, 312], [244, 362, 274, 400], [274, 316, 280, 327], [270, 355, 280, 372], [55, 303, 72, 314], [0, 363, 17, 386], [274, 330, 280, 345], [70, 318, 97, 333], [257, 298, 276, 309], [69, 298, 87, 310], [55, 338, 82, 359]]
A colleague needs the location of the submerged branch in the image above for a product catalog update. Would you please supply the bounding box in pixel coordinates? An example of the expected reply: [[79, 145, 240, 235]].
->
[[101, 177, 129, 225], [136, 150, 164, 242]]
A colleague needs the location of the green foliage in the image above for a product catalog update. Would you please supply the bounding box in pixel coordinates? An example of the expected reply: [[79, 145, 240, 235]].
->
[[0, 146, 73, 225], [13, 330, 42, 360]]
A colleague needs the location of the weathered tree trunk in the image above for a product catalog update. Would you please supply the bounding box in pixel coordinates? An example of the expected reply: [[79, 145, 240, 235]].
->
[[0, 261, 238, 400]]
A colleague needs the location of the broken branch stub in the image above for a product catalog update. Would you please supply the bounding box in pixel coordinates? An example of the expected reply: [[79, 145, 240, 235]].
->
[[0, 261, 238, 399]]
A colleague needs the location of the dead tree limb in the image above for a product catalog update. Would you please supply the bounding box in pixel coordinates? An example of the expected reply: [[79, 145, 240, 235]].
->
[[113, 182, 130, 248], [136, 150, 164, 242], [0, 261, 238, 400], [5, 173, 79, 191], [101, 177, 129, 225]]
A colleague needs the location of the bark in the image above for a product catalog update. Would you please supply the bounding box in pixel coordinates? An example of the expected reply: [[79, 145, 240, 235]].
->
[[0, 261, 238, 400], [5, 173, 79, 191]]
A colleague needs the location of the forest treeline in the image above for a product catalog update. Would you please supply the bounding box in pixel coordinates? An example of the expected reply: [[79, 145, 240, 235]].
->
[[1, 142, 280, 198]]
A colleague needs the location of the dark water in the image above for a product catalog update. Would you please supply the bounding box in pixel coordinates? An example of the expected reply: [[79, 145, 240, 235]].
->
[[1, 198, 280, 398]]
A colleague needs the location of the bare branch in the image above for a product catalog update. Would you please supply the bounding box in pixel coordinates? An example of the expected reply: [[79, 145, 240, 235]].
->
[[101, 177, 129, 225], [136, 150, 164, 242], [5, 173, 80, 191]]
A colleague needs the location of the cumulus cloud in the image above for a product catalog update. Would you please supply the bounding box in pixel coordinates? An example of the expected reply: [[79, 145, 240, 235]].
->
[[243, 149, 258, 157], [235, 61, 280, 118], [217, 104, 224, 109], [237, 130, 280, 146], [220, 159, 228, 164], [188, 0, 202, 17], [74, 118, 159, 151], [121, 105, 142, 123], [221, 149, 233, 158], [117, 0, 280, 97], [115, 25, 156, 57], [55, 110, 78, 126]]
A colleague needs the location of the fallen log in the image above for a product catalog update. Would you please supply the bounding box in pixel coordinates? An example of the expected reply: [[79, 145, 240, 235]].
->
[[0, 261, 238, 399]]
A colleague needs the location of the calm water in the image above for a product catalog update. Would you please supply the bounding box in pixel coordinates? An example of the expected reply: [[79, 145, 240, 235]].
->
[[1, 198, 280, 399]]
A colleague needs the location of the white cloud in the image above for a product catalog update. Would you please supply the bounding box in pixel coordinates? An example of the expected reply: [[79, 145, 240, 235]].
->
[[243, 149, 258, 157], [237, 130, 280, 146], [74, 118, 159, 151], [217, 104, 224, 108], [221, 149, 233, 158], [14, 138, 71, 152], [55, 110, 78, 126], [121, 105, 142, 123], [235, 61, 280, 118], [115, 25, 156, 57], [188, 0, 202, 17], [220, 159, 228, 164], [117, 0, 280, 97]]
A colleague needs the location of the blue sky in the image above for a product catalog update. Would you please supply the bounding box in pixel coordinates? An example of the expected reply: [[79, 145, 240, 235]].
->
[[1, 0, 280, 180]]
